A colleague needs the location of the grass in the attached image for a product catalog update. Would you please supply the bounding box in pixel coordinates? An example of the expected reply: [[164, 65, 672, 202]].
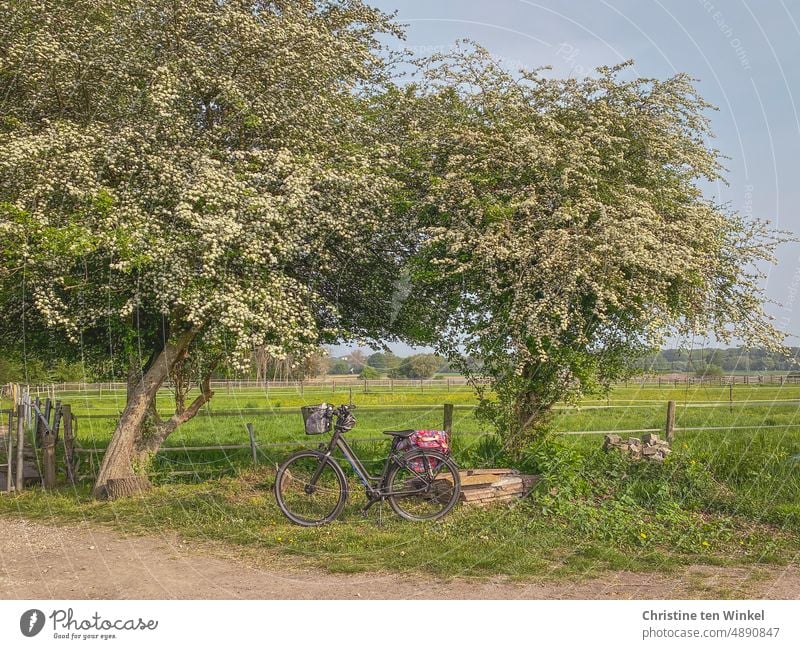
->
[[1, 381, 799, 581], [0, 465, 796, 580]]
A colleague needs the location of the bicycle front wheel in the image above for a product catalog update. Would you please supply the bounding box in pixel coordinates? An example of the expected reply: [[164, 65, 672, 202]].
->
[[274, 451, 347, 526], [386, 450, 461, 522]]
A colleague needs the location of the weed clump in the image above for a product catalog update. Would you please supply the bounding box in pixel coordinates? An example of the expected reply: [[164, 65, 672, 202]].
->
[[519, 440, 786, 557]]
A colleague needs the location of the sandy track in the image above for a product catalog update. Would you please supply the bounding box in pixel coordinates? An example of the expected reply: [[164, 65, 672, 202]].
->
[[1, 518, 797, 599]]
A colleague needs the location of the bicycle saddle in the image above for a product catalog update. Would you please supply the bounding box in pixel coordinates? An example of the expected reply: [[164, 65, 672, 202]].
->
[[383, 429, 415, 438]]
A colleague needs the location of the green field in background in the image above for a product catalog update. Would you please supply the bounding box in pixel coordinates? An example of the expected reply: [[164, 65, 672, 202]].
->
[[5, 382, 800, 450]]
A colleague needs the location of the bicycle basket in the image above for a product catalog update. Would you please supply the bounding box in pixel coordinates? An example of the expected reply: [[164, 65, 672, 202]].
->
[[301, 404, 332, 435]]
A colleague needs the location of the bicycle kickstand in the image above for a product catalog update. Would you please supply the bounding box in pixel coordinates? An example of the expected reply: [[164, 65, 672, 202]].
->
[[361, 497, 384, 526]]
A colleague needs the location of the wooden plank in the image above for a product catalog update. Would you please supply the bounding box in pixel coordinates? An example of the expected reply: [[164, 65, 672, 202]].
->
[[462, 468, 517, 476], [461, 486, 523, 501], [490, 476, 524, 489], [436, 468, 518, 485], [459, 474, 512, 487]]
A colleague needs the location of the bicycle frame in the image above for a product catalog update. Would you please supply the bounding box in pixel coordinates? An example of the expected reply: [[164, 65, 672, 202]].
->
[[311, 425, 440, 510]]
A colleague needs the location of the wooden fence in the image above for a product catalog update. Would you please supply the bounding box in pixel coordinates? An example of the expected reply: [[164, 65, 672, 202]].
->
[[0, 386, 77, 492]]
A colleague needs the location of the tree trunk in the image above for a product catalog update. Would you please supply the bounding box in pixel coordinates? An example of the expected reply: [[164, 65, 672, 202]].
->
[[509, 389, 553, 453], [92, 328, 199, 498], [134, 367, 216, 467], [106, 476, 151, 499]]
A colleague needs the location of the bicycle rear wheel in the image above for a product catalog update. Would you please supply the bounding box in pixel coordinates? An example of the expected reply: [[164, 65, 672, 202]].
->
[[274, 451, 347, 526], [386, 450, 461, 521]]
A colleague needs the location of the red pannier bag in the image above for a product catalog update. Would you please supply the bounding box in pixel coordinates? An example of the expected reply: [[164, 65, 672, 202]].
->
[[397, 429, 451, 472]]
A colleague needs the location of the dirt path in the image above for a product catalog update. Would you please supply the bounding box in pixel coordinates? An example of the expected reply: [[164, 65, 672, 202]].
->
[[1, 518, 798, 599]]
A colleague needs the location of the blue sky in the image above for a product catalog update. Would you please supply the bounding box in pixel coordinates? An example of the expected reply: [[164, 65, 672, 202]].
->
[[330, 0, 800, 357]]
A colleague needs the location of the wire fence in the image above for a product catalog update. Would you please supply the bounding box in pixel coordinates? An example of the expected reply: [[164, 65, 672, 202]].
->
[[9, 372, 800, 397], [67, 397, 800, 470], [6, 379, 800, 484]]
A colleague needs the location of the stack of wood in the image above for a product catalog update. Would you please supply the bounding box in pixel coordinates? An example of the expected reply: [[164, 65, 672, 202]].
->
[[455, 468, 539, 507], [603, 432, 671, 462]]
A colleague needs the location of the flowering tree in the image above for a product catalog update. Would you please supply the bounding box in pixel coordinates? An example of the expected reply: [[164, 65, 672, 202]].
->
[[0, 0, 408, 496], [395, 46, 791, 450]]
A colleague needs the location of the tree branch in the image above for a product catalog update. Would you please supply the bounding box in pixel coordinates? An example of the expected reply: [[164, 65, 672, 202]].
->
[[138, 362, 216, 454]]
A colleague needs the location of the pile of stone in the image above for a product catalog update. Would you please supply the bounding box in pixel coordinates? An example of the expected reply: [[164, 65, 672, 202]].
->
[[602, 432, 671, 462]]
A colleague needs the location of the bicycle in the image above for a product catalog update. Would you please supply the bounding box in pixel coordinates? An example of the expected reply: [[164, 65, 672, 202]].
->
[[274, 403, 461, 526]]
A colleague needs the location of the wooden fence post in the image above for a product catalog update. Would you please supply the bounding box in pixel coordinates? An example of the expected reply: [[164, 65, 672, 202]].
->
[[62, 405, 75, 485], [35, 401, 47, 448], [443, 403, 454, 435], [41, 402, 62, 489], [5, 409, 13, 492], [42, 429, 56, 489], [43, 397, 52, 429], [15, 403, 24, 491], [665, 400, 676, 444], [24, 391, 32, 430], [246, 423, 257, 466]]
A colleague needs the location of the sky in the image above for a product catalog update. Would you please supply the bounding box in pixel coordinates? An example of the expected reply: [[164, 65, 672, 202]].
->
[[330, 0, 800, 357]]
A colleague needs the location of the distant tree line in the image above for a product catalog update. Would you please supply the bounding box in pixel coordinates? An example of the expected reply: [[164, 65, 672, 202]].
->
[[284, 350, 455, 380], [636, 347, 800, 374], [0, 347, 469, 383], [5, 346, 800, 386]]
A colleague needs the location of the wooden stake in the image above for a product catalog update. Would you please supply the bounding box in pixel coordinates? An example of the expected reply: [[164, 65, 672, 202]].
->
[[43, 397, 52, 428], [443, 403, 454, 435], [35, 401, 48, 447], [42, 430, 56, 488], [665, 400, 676, 444], [246, 422, 257, 466], [6, 409, 13, 492], [15, 404, 24, 491], [62, 405, 75, 486]]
